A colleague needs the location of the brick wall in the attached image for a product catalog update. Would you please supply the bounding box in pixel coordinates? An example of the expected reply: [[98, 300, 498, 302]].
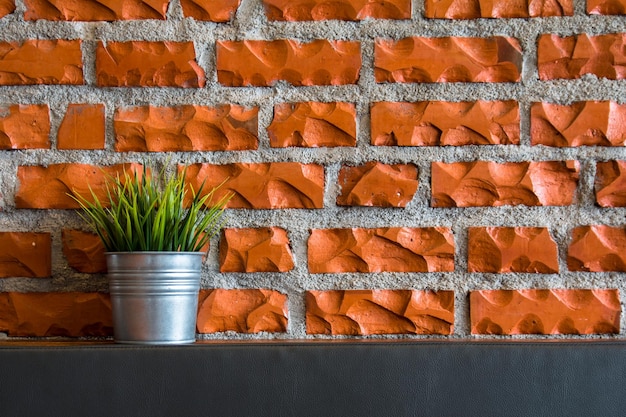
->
[[0, 0, 625, 340]]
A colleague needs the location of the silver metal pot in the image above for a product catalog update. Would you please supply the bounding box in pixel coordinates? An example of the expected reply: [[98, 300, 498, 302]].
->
[[106, 252, 203, 345]]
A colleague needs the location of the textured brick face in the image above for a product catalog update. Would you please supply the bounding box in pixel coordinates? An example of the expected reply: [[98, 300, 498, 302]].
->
[[57, 104, 105, 150], [183, 163, 325, 209], [431, 161, 579, 207], [197, 289, 288, 333], [0, 232, 51, 278], [219, 227, 294, 272], [531, 101, 626, 147], [424, 0, 573, 18], [538, 34, 626, 80], [23, 0, 169, 20], [306, 290, 454, 335], [0, 0, 14, 17], [0, 292, 112, 337], [0, 104, 50, 149], [470, 289, 621, 335], [595, 160, 626, 207], [262, 0, 411, 20], [180, 0, 240, 21], [268, 102, 356, 148], [0, 40, 83, 85], [371, 101, 520, 146], [337, 162, 418, 207], [587, 0, 626, 14], [308, 227, 454, 273], [61, 230, 106, 273], [96, 41, 205, 87], [374, 37, 522, 83], [568, 225, 626, 272], [216, 40, 361, 86], [468, 227, 559, 273], [114, 105, 258, 151], [15, 163, 142, 209]]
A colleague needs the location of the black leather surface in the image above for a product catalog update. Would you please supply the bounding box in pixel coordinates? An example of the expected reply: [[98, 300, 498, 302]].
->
[[0, 340, 624, 417]]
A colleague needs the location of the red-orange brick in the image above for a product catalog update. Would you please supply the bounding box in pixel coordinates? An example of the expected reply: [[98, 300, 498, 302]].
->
[[15, 163, 142, 209], [371, 101, 520, 146], [587, 0, 626, 14], [424, 0, 573, 18], [0, 232, 51, 278], [337, 162, 418, 207], [531, 101, 626, 147], [182, 162, 325, 209], [538, 33, 626, 80], [197, 289, 288, 333], [0, 104, 50, 149], [216, 39, 361, 86], [470, 289, 621, 334], [595, 160, 626, 207], [219, 227, 294, 272], [263, 0, 411, 20], [375, 37, 522, 83], [0, 292, 112, 337], [96, 41, 205, 87], [431, 161, 579, 207], [268, 102, 356, 148], [57, 104, 105, 150], [568, 225, 626, 271], [306, 290, 454, 335], [468, 227, 559, 273], [308, 227, 454, 273], [114, 105, 258, 151], [180, 0, 240, 21], [0, 40, 83, 85], [23, 0, 169, 20], [0, 0, 14, 17], [62, 229, 106, 273]]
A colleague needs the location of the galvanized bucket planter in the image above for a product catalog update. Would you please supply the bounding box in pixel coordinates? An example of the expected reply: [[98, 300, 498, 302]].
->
[[106, 252, 203, 345]]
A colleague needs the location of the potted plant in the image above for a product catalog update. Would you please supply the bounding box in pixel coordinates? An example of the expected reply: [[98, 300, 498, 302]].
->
[[71, 162, 231, 344]]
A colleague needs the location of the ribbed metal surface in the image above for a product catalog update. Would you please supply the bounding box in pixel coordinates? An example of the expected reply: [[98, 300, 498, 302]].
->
[[106, 252, 203, 345]]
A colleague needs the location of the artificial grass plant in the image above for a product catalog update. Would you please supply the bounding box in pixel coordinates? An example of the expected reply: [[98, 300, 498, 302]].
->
[[70, 163, 231, 252]]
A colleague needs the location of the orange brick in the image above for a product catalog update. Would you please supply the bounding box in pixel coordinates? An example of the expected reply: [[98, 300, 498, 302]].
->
[[424, 0, 573, 18], [15, 163, 142, 209], [23, 0, 169, 20], [0, 0, 14, 17], [587, 0, 626, 14], [57, 104, 105, 150], [263, 0, 411, 20], [62, 230, 106, 273], [0, 40, 83, 85], [0, 232, 51, 278], [468, 227, 558, 273], [568, 225, 626, 271], [268, 102, 356, 148], [197, 289, 288, 333], [114, 105, 258, 151], [180, 0, 240, 21], [470, 289, 621, 335], [375, 37, 522, 83], [308, 227, 454, 273], [216, 39, 361, 86], [531, 101, 626, 147], [431, 161, 579, 207], [538, 33, 626, 80], [337, 161, 418, 207], [0, 292, 112, 337], [96, 41, 205, 87], [0, 104, 50, 149], [371, 101, 519, 146], [595, 160, 626, 207], [182, 162, 325, 209], [306, 290, 454, 335], [219, 227, 294, 273]]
